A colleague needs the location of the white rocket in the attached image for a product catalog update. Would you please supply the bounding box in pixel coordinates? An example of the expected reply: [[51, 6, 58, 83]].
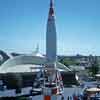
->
[[44, 0, 64, 100], [45, 0, 57, 83], [46, 0, 57, 64]]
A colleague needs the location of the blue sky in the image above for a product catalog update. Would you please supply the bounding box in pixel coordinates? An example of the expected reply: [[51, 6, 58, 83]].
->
[[0, 0, 100, 55]]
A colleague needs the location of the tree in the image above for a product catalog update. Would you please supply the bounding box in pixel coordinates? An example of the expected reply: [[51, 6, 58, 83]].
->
[[89, 57, 99, 76]]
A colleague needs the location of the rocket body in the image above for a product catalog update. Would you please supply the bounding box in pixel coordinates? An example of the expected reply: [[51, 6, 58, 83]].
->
[[46, 0, 57, 64]]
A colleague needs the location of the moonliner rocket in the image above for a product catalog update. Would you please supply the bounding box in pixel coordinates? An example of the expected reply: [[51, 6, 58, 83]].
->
[[44, 0, 64, 100]]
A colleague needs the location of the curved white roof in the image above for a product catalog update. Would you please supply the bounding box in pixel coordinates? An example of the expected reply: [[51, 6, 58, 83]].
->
[[1, 55, 46, 68], [0, 55, 71, 73]]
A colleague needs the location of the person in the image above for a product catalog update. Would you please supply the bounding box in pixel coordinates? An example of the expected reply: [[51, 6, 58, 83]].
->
[[69, 96, 72, 100], [67, 96, 70, 100], [83, 93, 87, 100], [61, 94, 64, 100], [73, 95, 78, 100]]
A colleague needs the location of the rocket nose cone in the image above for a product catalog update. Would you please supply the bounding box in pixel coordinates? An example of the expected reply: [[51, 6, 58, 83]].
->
[[49, 0, 54, 16], [50, 0, 53, 8]]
